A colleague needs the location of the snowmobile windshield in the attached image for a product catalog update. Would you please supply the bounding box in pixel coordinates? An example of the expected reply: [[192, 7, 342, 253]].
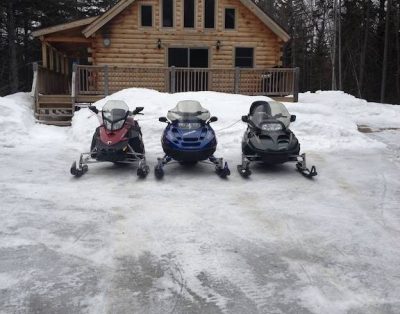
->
[[102, 100, 129, 131], [249, 101, 290, 130], [167, 100, 211, 127]]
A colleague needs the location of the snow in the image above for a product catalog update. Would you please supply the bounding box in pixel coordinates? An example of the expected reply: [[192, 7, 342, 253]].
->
[[1, 89, 400, 313], [0, 93, 34, 147]]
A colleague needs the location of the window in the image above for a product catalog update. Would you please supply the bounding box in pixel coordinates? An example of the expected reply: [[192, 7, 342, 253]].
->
[[141, 5, 153, 27], [204, 0, 215, 28], [184, 0, 195, 28], [224, 8, 235, 29], [162, 0, 174, 27], [235, 48, 254, 68], [168, 48, 209, 68]]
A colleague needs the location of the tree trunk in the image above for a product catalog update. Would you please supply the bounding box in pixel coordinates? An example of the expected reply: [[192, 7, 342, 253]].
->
[[331, 0, 337, 90], [359, 0, 370, 98], [7, 0, 19, 93], [380, 0, 391, 103], [338, 0, 342, 90], [395, 2, 400, 102]]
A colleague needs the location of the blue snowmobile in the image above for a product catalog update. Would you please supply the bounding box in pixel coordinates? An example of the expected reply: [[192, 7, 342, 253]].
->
[[155, 100, 230, 178]]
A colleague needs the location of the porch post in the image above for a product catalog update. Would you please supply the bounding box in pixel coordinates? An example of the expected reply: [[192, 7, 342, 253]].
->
[[234, 67, 240, 94], [65, 57, 69, 75], [41, 42, 47, 68], [71, 63, 78, 99], [293, 67, 300, 102], [31, 62, 39, 99], [55, 52, 60, 73], [170, 66, 176, 93], [61, 55, 65, 74], [49, 47, 54, 71], [104, 65, 109, 96]]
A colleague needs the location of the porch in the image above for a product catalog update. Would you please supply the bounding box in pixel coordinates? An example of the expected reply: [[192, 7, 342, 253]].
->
[[31, 64, 300, 126]]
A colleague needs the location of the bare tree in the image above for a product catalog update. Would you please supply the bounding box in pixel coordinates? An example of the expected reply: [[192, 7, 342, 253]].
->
[[359, 0, 371, 98], [338, 0, 342, 90], [6, 0, 18, 93], [331, 0, 337, 90], [380, 0, 392, 103]]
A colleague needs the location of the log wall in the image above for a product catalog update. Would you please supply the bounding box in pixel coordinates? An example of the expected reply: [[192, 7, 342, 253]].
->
[[92, 0, 283, 68]]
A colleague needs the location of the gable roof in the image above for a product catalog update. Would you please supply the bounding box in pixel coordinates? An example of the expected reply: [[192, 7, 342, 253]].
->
[[239, 0, 290, 42], [32, 17, 98, 38], [82, 0, 136, 38], [33, 0, 290, 42]]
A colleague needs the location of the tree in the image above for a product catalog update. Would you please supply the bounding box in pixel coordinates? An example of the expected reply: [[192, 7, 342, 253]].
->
[[6, 0, 18, 93], [381, 0, 392, 103]]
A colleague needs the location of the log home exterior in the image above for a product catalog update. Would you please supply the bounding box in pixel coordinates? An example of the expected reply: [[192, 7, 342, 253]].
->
[[32, 0, 297, 125]]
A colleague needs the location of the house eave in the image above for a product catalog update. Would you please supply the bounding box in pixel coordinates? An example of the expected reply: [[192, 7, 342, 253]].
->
[[31, 17, 98, 38]]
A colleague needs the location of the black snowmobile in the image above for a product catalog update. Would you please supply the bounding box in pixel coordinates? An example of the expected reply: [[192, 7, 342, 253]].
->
[[237, 100, 317, 178]]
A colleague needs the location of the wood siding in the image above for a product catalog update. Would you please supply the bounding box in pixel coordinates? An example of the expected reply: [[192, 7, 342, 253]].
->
[[92, 0, 283, 68]]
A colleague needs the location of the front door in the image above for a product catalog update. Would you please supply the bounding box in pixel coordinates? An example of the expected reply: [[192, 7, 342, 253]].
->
[[168, 48, 209, 92]]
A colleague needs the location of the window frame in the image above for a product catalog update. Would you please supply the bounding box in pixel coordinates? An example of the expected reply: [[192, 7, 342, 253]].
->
[[160, 0, 175, 28], [223, 7, 236, 30], [234, 47, 255, 68], [139, 4, 154, 28]]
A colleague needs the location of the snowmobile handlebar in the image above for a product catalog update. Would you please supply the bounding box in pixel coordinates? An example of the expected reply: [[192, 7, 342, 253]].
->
[[88, 106, 99, 114]]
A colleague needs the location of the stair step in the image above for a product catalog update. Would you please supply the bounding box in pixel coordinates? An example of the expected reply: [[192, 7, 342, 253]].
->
[[36, 119, 72, 126], [38, 100, 72, 105], [37, 107, 73, 111], [35, 113, 74, 118]]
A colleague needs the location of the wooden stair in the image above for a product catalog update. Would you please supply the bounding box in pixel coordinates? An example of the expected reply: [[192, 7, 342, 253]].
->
[[36, 95, 74, 126], [35, 94, 105, 126]]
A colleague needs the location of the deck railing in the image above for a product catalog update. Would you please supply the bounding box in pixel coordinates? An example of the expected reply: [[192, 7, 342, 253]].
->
[[31, 63, 69, 96], [31, 63, 70, 112], [73, 65, 299, 101]]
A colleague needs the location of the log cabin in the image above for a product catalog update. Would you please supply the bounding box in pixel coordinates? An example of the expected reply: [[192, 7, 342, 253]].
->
[[31, 0, 298, 125]]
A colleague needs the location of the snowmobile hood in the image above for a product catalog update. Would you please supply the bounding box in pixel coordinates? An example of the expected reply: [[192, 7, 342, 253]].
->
[[163, 122, 217, 151], [247, 129, 299, 154], [99, 125, 129, 146]]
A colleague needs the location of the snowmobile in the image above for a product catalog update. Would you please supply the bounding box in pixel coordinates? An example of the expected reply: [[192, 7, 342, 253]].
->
[[70, 100, 150, 178], [237, 100, 317, 178], [155, 100, 230, 179]]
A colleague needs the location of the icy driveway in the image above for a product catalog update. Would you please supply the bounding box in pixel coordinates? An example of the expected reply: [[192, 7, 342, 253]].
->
[[1, 91, 400, 313]]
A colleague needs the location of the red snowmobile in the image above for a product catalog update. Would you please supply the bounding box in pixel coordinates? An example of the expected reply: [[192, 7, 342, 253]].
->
[[70, 100, 150, 178]]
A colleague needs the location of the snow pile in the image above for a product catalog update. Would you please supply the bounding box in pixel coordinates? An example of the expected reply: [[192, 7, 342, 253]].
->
[[71, 88, 392, 154], [300, 91, 400, 128], [71, 89, 260, 154], [0, 93, 34, 147]]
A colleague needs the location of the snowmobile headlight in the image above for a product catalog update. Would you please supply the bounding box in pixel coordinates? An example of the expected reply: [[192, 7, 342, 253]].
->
[[113, 120, 125, 130], [104, 120, 112, 130], [260, 123, 282, 132], [177, 122, 201, 129]]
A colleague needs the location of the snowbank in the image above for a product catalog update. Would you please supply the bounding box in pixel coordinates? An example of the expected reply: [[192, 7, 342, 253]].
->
[[1, 89, 394, 154], [71, 89, 268, 155], [71, 88, 392, 154], [0, 93, 34, 147], [299, 90, 400, 128]]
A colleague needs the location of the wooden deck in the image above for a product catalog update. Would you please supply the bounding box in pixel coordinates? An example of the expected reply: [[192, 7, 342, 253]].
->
[[32, 63, 299, 126]]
